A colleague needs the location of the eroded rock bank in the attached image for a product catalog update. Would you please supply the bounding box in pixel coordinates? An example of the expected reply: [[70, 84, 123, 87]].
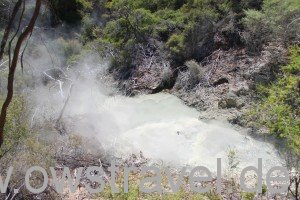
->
[[113, 43, 288, 130]]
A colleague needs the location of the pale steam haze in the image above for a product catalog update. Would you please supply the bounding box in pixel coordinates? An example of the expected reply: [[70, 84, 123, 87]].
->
[[27, 36, 283, 173]]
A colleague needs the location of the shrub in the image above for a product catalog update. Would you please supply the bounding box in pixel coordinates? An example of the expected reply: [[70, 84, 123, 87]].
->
[[242, 9, 271, 53], [249, 46, 300, 155], [0, 95, 29, 158], [56, 38, 82, 65], [167, 33, 185, 62], [103, 8, 159, 45], [175, 60, 205, 90], [243, 0, 300, 53], [183, 17, 215, 61], [185, 60, 204, 85], [227, 148, 240, 171], [102, 3, 163, 69], [161, 65, 173, 85], [0, 94, 55, 197]]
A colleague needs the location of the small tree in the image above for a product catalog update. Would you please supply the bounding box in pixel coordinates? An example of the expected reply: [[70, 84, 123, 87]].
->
[[0, 0, 42, 147]]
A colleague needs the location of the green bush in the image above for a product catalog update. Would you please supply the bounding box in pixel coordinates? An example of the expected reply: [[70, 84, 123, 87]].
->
[[167, 34, 185, 60], [161, 66, 173, 84], [0, 94, 56, 198], [183, 17, 215, 61], [0, 96, 29, 158], [243, 0, 300, 53], [250, 46, 300, 155], [103, 8, 159, 45], [242, 9, 271, 53], [185, 60, 205, 86]]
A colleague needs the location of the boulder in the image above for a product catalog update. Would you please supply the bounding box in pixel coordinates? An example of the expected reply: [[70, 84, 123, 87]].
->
[[218, 92, 245, 109], [230, 84, 250, 96]]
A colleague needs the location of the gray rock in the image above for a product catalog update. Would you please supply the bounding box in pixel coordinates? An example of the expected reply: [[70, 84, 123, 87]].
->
[[218, 92, 245, 109], [230, 85, 250, 96]]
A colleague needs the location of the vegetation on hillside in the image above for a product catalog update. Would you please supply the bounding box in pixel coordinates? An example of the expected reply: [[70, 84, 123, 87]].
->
[[250, 46, 300, 156], [243, 0, 300, 53]]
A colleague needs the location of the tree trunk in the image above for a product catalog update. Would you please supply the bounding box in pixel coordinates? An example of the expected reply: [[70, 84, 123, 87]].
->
[[0, 0, 22, 62], [0, 0, 42, 147]]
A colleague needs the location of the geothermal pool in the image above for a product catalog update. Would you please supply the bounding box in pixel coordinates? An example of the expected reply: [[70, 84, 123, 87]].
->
[[32, 65, 283, 173]]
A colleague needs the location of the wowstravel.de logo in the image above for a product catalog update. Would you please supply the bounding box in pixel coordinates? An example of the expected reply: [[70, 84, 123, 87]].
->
[[0, 159, 289, 195]]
